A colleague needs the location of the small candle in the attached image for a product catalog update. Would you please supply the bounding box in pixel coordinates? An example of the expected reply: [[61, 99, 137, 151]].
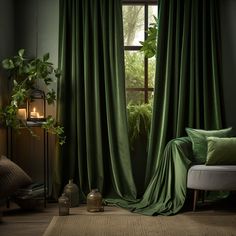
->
[[17, 108, 26, 120], [30, 107, 38, 118]]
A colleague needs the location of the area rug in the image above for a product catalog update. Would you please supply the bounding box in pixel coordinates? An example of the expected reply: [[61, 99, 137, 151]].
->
[[43, 213, 236, 236]]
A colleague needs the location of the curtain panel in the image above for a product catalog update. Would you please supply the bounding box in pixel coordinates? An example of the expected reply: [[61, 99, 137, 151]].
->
[[147, 0, 223, 183], [54, 0, 137, 201], [142, 0, 223, 215], [110, 0, 224, 216], [55, 0, 224, 216]]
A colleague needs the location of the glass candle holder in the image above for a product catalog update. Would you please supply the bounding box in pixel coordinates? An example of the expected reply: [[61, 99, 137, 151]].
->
[[58, 193, 70, 216], [64, 179, 79, 207], [87, 189, 104, 212]]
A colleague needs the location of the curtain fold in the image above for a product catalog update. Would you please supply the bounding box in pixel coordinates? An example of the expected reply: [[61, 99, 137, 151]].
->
[[141, 0, 223, 214], [53, 0, 137, 201], [109, 0, 224, 216], [146, 0, 223, 184], [54, 0, 224, 216]]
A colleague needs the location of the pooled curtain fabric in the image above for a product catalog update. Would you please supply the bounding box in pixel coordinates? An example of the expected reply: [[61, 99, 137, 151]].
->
[[55, 0, 224, 216], [54, 0, 137, 201], [111, 0, 224, 216], [142, 0, 223, 214], [107, 136, 194, 215]]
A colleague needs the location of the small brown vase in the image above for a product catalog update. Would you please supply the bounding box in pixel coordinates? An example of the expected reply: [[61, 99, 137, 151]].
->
[[63, 179, 79, 207], [87, 189, 104, 212], [58, 193, 70, 216]]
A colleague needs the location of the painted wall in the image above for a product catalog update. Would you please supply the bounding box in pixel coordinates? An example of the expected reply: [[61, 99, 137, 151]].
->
[[12, 0, 59, 184], [14, 0, 59, 111], [220, 0, 236, 131], [14, 0, 59, 64], [0, 0, 15, 156]]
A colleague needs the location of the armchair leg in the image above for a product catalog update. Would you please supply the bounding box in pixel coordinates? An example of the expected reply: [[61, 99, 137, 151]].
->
[[193, 189, 198, 211], [201, 190, 205, 204]]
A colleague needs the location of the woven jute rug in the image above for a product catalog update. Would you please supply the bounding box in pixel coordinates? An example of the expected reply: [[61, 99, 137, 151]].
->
[[43, 210, 236, 236]]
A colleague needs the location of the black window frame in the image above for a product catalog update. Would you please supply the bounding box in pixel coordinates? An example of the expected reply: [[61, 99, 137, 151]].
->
[[123, 0, 157, 104]]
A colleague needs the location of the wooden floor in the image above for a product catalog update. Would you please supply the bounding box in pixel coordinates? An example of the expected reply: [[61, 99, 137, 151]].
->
[[1, 198, 236, 236], [0, 202, 59, 236], [0, 202, 136, 236]]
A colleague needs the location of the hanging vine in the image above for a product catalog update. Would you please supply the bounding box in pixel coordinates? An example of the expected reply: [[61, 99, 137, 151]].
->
[[0, 49, 65, 145]]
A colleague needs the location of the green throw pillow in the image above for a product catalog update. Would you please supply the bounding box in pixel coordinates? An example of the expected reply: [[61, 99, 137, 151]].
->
[[206, 137, 236, 165], [185, 127, 232, 164]]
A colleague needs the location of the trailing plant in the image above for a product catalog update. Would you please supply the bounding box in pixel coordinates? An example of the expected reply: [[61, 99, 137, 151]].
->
[[0, 49, 65, 145], [127, 103, 152, 150], [139, 16, 158, 58]]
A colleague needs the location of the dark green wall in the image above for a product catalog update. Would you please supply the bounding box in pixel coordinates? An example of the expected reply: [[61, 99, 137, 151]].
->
[[0, 0, 15, 156], [12, 0, 59, 183], [14, 0, 59, 64], [220, 0, 236, 131], [0, 0, 59, 184], [14, 0, 59, 118]]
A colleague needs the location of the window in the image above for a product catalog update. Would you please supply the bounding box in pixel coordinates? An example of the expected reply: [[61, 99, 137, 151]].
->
[[123, 0, 158, 104]]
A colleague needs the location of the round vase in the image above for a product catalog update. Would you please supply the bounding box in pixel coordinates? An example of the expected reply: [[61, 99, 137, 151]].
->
[[63, 179, 79, 207], [87, 189, 104, 212]]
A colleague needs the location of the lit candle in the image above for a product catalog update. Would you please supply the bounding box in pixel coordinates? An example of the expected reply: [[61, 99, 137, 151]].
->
[[30, 107, 38, 118], [17, 108, 26, 120]]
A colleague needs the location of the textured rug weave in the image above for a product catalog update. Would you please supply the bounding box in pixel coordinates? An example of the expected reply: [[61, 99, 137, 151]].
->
[[43, 213, 236, 236]]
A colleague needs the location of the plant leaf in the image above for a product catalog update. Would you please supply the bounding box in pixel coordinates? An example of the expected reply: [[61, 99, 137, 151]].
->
[[2, 59, 14, 69], [43, 53, 50, 62], [18, 49, 25, 57]]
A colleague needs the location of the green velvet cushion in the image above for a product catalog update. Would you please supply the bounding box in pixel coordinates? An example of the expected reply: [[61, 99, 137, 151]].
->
[[186, 127, 232, 163], [206, 137, 236, 165]]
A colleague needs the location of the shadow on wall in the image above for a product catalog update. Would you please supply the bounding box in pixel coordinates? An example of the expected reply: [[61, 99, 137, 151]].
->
[[220, 0, 236, 129], [0, 69, 8, 156]]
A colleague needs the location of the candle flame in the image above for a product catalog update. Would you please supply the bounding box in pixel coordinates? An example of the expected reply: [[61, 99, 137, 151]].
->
[[33, 107, 36, 112]]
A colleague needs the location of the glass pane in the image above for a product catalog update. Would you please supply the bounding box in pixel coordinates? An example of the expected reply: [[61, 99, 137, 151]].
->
[[123, 5, 144, 46], [148, 57, 156, 88], [148, 5, 158, 25], [125, 51, 144, 88], [126, 91, 144, 105], [148, 91, 154, 104]]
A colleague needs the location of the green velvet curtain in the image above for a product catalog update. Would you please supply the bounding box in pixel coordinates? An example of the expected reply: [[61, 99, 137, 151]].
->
[[146, 0, 223, 184], [142, 0, 223, 214], [54, 0, 224, 216], [53, 0, 137, 201], [110, 0, 224, 216]]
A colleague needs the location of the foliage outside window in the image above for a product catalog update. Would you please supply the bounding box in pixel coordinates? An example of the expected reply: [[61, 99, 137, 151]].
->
[[123, 1, 158, 146], [123, 1, 158, 105], [0, 49, 65, 145]]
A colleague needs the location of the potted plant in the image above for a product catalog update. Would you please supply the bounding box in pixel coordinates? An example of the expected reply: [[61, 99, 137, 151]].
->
[[0, 49, 65, 145], [127, 102, 152, 195], [127, 102, 152, 150]]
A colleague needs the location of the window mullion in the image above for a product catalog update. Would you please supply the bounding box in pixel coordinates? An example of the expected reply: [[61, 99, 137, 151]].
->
[[123, 1, 157, 104], [144, 4, 148, 103]]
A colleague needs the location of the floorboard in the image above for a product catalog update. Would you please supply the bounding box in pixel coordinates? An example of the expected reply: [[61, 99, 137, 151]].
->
[[1, 196, 236, 236]]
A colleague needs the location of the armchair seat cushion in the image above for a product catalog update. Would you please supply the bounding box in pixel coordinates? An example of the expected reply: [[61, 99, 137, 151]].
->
[[187, 165, 236, 191]]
